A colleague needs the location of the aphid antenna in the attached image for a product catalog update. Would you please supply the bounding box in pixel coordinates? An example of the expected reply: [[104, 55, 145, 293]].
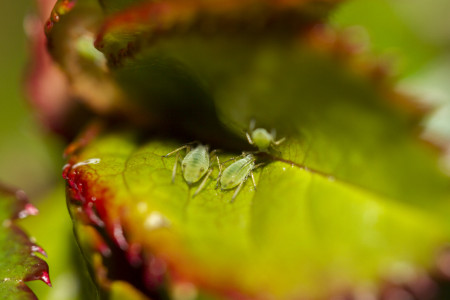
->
[[209, 148, 221, 154], [245, 131, 254, 146], [245, 119, 258, 145], [249, 119, 256, 132], [219, 152, 252, 170], [270, 128, 277, 140], [219, 155, 240, 166]]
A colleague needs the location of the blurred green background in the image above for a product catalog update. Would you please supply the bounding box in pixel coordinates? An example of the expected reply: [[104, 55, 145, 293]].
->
[[0, 0, 63, 198], [0, 0, 449, 299]]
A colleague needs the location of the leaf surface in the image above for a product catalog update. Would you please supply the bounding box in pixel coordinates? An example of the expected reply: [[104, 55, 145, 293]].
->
[[64, 118, 450, 299]]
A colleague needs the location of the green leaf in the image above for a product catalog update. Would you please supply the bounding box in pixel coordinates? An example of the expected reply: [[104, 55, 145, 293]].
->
[[63, 117, 450, 299], [0, 185, 51, 299], [49, 0, 450, 298]]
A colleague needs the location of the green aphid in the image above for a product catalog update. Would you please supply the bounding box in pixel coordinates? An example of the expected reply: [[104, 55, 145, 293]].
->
[[218, 153, 263, 202], [246, 120, 285, 152], [163, 144, 219, 197]]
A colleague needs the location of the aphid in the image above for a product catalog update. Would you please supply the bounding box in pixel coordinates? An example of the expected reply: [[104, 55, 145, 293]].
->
[[162, 144, 218, 196], [246, 120, 285, 152], [218, 153, 263, 202]]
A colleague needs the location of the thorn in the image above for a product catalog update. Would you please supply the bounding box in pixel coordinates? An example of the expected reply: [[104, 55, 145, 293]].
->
[[18, 204, 39, 219], [40, 271, 52, 287], [31, 245, 47, 257]]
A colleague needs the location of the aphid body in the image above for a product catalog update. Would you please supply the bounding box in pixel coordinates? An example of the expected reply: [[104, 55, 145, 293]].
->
[[250, 128, 274, 151], [246, 120, 285, 152], [220, 154, 255, 190], [219, 154, 262, 201], [163, 144, 218, 197], [181, 145, 210, 185]]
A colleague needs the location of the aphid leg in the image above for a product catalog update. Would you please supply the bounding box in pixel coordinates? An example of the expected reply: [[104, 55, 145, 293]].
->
[[193, 168, 213, 197], [209, 150, 222, 180], [171, 151, 180, 183], [209, 149, 221, 162], [215, 155, 226, 189], [250, 171, 257, 191], [216, 156, 222, 173], [160, 156, 167, 168], [231, 180, 245, 203], [215, 168, 222, 189]]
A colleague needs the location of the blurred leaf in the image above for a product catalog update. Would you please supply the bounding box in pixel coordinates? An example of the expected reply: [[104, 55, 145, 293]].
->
[[21, 186, 98, 300], [330, 0, 437, 76], [0, 185, 51, 299]]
